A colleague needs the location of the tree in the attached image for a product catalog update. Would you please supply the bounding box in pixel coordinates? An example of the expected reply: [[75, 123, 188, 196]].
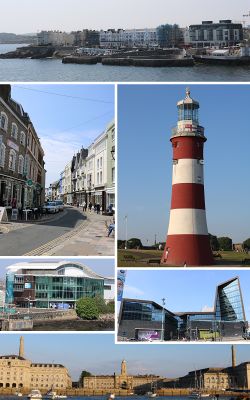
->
[[94, 295, 108, 314], [79, 370, 92, 388], [218, 237, 232, 251], [76, 297, 99, 320], [243, 238, 250, 250], [127, 238, 142, 249], [118, 240, 126, 249], [106, 300, 115, 314], [209, 234, 219, 251]]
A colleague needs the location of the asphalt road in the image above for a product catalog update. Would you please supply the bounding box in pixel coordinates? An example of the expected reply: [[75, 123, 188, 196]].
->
[[0, 207, 87, 256]]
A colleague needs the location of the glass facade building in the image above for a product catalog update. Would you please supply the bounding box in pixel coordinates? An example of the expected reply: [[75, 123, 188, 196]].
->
[[5, 261, 113, 309], [118, 277, 247, 341], [215, 278, 245, 322]]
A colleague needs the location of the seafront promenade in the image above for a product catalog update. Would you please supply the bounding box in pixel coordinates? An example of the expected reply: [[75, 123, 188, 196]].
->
[[0, 388, 247, 396]]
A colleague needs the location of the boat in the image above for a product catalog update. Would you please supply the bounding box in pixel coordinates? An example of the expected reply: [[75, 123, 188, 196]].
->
[[188, 391, 211, 399], [27, 389, 42, 399], [15, 392, 23, 397], [44, 389, 67, 399], [108, 394, 115, 400], [193, 46, 250, 65], [146, 392, 157, 398]]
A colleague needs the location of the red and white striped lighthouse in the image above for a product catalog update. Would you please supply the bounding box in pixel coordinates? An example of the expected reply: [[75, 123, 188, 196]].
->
[[161, 88, 214, 266]]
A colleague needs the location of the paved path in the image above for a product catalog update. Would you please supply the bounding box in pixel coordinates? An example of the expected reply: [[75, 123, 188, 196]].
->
[[45, 211, 115, 256], [0, 207, 114, 256]]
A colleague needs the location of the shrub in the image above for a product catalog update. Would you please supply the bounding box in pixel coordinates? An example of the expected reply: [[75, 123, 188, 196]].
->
[[76, 297, 99, 320]]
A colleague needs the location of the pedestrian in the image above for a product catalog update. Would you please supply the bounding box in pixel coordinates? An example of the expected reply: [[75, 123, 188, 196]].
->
[[77, 201, 79, 208], [108, 217, 115, 237], [88, 202, 92, 212], [96, 204, 100, 214], [83, 201, 87, 212]]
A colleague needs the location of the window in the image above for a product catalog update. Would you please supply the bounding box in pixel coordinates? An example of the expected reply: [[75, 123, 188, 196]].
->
[[0, 143, 6, 167], [9, 149, 16, 171], [18, 155, 24, 174], [97, 159, 99, 169], [20, 131, 26, 146], [112, 167, 115, 183], [100, 171, 102, 184], [97, 172, 99, 185], [0, 112, 8, 131], [100, 157, 103, 167], [11, 123, 18, 140]]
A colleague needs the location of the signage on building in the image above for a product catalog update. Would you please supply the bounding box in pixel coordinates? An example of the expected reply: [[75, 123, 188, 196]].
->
[[7, 139, 19, 152], [11, 208, 18, 221], [24, 283, 32, 289], [0, 207, 8, 223]]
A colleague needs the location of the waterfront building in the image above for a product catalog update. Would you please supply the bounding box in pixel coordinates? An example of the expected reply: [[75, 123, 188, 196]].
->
[[161, 88, 213, 266], [5, 261, 114, 309], [165, 346, 250, 390], [189, 20, 243, 48], [37, 31, 75, 46], [0, 85, 45, 211], [118, 277, 247, 341], [72, 30, 100, 47], [81, 359, 162, 390], [0, 336, 71, 391], [100, 28, 158, 49], [156, 24, 183, 48]]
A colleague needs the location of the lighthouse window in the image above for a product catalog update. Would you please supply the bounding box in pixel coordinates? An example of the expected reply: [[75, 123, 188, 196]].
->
[[173, 159, 178, 165]]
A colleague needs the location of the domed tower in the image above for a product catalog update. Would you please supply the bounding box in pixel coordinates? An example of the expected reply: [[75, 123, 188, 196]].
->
[[121, 359, 127, 376], [161, 88, 214, 266]]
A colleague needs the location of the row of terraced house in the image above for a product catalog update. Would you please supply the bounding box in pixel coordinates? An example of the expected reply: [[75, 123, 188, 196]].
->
[[0, 85, 46, 213], [46, 120, 115, 213]]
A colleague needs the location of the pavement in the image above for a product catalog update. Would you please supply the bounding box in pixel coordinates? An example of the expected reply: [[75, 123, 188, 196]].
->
[[0, 206, 114, 256]]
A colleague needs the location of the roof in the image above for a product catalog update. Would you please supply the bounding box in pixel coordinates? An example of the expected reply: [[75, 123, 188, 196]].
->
[[0, 355, 26, 360], [6, 261, 111, 280]]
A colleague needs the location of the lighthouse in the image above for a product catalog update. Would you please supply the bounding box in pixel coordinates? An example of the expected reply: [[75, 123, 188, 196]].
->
[[161, 88, 214, 266]]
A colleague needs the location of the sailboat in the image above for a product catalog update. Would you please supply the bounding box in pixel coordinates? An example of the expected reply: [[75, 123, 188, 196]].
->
[[146, 382, 158, 398], [188, 370, 210, 399]]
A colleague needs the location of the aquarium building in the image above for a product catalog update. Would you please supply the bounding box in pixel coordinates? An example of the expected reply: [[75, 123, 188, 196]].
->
[[5, 261, 114, 309]]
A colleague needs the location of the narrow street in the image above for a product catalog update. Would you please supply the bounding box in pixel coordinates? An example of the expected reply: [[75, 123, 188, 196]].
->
[[0, 207, 114, 256]]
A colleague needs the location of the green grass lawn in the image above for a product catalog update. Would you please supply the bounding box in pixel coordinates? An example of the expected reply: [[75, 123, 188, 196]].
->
[[117, 249, 250, 268]]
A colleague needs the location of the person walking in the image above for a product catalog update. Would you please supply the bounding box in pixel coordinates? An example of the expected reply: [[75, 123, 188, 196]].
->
[[83, 201, 87, 212], [96, 203, 100, 214], [88, 201, 92, 212]]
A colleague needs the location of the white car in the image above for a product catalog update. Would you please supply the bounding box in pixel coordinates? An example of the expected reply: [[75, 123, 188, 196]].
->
[[54, 200, 64, 211], [43, 202, 59, 214]]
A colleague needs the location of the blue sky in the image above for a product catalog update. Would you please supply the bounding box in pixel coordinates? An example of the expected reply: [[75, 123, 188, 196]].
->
[[122, 270, 250, 320], [1, 0, 250, 33], [118, 84, 250, 244], [1, 334, 250, 380], [0, 258, 114, 279], [11, 84, 114, 186]]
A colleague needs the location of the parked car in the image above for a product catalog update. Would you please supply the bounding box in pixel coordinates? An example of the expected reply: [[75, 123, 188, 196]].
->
[[43, 202, 59, 214], [54, 200, 64, 211]]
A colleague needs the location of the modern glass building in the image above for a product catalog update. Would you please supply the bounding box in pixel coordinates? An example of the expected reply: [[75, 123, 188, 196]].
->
[[118, 277, 247, 341], [5, 261, 114, 309]]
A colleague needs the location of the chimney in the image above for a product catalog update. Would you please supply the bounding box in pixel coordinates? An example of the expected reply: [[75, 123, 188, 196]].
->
[[232, 345, 236, 368], [0, 84, 11, 103], [19, 336, 24, 358]]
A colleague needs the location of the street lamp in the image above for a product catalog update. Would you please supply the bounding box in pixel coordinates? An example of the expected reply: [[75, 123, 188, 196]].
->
[[161, 297, 166, 342], [125, 215, 128, 250]]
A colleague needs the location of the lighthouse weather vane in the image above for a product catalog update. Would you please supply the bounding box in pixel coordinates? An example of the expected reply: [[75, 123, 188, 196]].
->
[[161, 89, 214, 267]]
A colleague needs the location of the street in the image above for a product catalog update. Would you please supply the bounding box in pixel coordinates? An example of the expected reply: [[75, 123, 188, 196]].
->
[[0, 207, 114, 256]]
